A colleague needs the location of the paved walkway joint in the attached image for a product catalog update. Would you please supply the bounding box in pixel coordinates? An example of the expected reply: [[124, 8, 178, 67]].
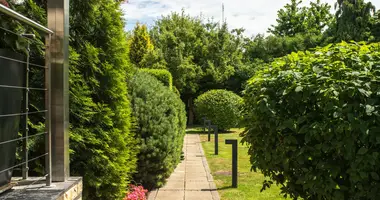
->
[[148, 134, 220, 200]]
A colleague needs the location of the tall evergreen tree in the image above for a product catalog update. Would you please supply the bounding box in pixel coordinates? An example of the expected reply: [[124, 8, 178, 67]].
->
[[128, 23, 154, 66], [333, 0, 376, 41], [372, 10, 380, 41], [69, 0, 137, 199]]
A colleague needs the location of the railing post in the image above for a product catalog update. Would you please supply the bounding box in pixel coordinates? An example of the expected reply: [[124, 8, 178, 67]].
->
[[48, 0, 70, 182], [45, 33, 52, 186], [212, 125, 218, 155], [22, 42, 30, 180], [225, 139, 238, 188]]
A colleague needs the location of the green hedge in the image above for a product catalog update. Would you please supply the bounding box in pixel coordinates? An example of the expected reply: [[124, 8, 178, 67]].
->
[[139, 68, 173, 90], [195, 89, 243, 131], [129, 71, 186, 189], [68, 1, 137, 199], [242, 42, 380, 200]]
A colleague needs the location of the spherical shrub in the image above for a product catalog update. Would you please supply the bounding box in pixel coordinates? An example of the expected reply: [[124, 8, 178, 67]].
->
[[129, 71, 186, 189], [242, 42, 380, 200], [195, 89, 243, 131]]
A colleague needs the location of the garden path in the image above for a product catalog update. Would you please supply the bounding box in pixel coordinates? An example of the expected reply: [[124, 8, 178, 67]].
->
[[148, 134, 220, 200]]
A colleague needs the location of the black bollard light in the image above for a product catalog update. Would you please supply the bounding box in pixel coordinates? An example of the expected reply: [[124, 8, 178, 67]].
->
[[207, 120, 211, 141], [212, 125, 218, 155], [202, 117, 207, 134], [225, 139, 238, 188]]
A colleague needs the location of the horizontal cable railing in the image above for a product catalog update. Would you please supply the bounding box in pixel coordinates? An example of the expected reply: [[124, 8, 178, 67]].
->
[[0, 4, 53, 34], [0, 4, 53, 187]]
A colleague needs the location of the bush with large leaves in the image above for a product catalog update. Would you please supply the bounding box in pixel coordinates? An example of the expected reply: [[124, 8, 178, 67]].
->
[[242, 42, 380, 200], [195, 89, 243, 131], [129, 71, 186, 189]]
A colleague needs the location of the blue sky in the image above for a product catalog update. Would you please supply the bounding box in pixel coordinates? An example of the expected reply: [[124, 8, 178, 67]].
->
[[121, 0, 380, 37]]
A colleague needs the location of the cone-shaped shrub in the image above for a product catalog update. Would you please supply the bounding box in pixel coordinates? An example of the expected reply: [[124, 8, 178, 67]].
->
[[242, 42, 380, 200], [129, 71, 187, 189]]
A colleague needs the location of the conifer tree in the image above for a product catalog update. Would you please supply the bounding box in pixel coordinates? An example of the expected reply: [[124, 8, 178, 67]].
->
[[333, 0, 376, 41], [69, 0, 137, 199], [128, 23, 154, 67]]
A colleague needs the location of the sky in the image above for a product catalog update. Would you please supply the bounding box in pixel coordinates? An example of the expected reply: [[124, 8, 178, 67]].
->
[[121, 0, 380, 37]]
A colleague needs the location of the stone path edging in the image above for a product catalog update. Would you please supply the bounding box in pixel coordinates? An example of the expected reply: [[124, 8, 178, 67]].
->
[[198, 134, 220, 200]]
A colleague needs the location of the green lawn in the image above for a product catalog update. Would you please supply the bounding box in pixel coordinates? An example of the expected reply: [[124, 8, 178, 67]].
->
[[190, 127, 287, 200]]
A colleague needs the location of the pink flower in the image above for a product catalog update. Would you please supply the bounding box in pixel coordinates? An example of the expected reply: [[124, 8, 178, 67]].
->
[[0, 0, 9, 7], [124, 184, 148, 200]]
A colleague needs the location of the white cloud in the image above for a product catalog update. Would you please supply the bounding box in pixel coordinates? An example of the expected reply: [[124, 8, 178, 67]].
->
[[121, 0, 380, 37]]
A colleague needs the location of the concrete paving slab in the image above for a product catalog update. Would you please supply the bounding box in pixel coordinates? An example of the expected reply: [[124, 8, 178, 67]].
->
[[185, 191, 213, 200], [155, 191, 184, 200], [185, 181, 211, 190], [149, 134, 220, 200]]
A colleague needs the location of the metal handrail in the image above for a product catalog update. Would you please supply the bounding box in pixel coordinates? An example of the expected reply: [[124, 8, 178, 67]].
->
[[0, 3, 53, 187], [0, 4, 53, 34]]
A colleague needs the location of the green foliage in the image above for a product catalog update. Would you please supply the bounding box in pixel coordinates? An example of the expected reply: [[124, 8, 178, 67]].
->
[[128, 23, 154, 66], [139, 48, 167, 69], [69, 0, 137, 199], [151, 13, 245, 96], [372, 10, 380, 41], [269, 0, 332, 36], [332, 0, 376, 41], [195, 90, 243, 131], [139, 68, 173, 90], [244, 33, 324, 63], [173, 86, 181, 96], [150, 12, 205, 96], [2, 0, 137, 199], [151, 12, 246, 123], [129, 71, 187, 189], [242, 42, 380, 199], [0, 0, 45, 54]]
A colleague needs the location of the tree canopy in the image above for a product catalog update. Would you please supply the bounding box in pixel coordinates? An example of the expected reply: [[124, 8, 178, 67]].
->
[[268, 0, 332, 36], [128, 23, 154, 67], [332, 0, 376, 41]]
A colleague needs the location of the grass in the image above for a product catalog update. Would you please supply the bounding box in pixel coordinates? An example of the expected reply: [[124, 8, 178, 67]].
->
[[189, 127, 287, 200]]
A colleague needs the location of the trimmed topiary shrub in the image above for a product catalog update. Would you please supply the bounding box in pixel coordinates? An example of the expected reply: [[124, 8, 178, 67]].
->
[[173, 86, 181, 97], [194, 89, 243, 131], [129, 71, 186, 189], [242, 42, 380, 200], [139, 68, 172, 90]]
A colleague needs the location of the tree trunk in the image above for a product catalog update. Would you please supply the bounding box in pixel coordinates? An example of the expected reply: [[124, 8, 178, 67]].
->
[[188, 97, 194, 125]]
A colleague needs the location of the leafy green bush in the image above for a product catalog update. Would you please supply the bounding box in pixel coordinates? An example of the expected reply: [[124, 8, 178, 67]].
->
[[242, 42, 380, 200], [139, 68, 173, 90], [129, 71, 186, 189], [195, 90, 243, 131]]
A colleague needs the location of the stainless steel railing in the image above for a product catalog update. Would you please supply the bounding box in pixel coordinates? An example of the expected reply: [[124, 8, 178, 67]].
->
[[0, 4, 52, 186]]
